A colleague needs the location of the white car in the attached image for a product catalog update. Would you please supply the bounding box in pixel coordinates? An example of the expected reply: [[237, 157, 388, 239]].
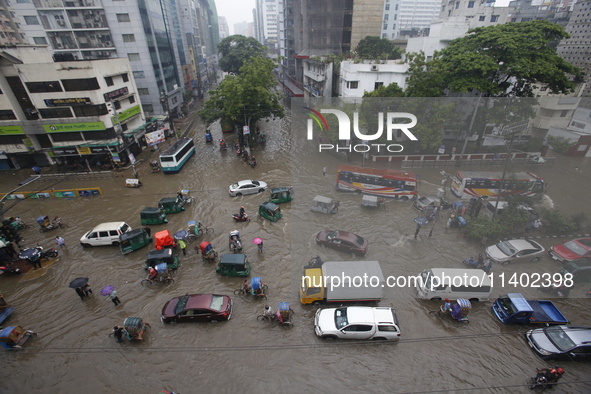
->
[[314, 306, 400, 340], [485, 239, 545, 265], [228, 180, 268, 197], [80, 222, 131, 247]]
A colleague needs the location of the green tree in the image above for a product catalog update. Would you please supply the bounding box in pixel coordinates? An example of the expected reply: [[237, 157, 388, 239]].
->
[[362, 83, 405, 98], [218, 35, 267, 75], [354, 36, 402, 60], [404, 51, 446, 97], [199, 56, 284, 130], [545, 135, 576, 154]]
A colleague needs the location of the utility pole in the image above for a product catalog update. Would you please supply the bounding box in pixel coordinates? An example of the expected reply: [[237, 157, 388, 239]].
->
[[491, 134, 516, 221], [160, 91, 176, 137], [109, 100, 137, 178], [457, 93, 483, 167]]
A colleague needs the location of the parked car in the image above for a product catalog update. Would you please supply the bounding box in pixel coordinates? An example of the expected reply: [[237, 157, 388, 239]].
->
[[228, 180, 268, 197], [161, 294, 232, 323], [413, 196, 453, 212], [314, 306, 400, 340], [315, 230, 369, 257], [548, 237, 591, 263], [526, 325, 591, 361], [483, 201, 539, 222], [485, 239, 545, 265], [560, 258, 591, 283]]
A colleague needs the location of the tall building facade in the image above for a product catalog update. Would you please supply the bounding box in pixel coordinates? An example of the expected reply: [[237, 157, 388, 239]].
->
[[254, 0, 279, 56], [397, 0, 441, 37], [218, 16, 229, 39], [0, 0, 27, 45]]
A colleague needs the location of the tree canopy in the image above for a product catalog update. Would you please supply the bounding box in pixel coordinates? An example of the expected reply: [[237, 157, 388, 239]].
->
[[354, 36, 402, 60], [218, 35, 267, 75], [405, 20, 582, 97], [199, 56, 284, 129]]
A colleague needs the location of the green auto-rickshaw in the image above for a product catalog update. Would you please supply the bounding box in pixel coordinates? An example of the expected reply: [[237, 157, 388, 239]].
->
[[158, 197, 185, 214], [143, 248, 179, 270], [259, 201, 282, 222], [270, 187, 293, 204], [216, 253, 250, 277], [120, 228, 152, 254], [140, 207, 168, 225]]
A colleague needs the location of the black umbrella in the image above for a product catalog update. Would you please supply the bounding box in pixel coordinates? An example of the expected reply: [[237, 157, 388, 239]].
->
[[19, 248, 41, 261], [69, 277, 89, 288]]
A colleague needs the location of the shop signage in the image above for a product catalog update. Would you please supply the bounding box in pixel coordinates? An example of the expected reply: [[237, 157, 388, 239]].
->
[[43, 122, 106, 133], [44, 98, 91, 107]]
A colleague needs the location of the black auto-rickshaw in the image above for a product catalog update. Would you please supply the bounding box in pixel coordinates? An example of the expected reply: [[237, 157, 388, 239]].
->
[[270, 187, 293, 204], [119, 228, 152, 254], [216, 253, 250, 277], [259, 201, 282, 222], [143, 248, 179, 270], [158, 197, 185, 214], [140, 207, 168, 225]]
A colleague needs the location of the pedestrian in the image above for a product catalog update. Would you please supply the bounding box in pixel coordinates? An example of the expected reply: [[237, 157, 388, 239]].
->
[[55, 236, 66, 249], [532, 219, 542, 232], [446, 217, 453, 232], [480, 236, 488, 249], [289, 186, 295, 197], [75, 287, 85, 300], [82, 283, 93, 297], [414, 222, 422, 239], [258, 239, 263, 253], [31, 257, 42, 270], [143, 226, 151, 237], [109, 290, 121, 306], [322, 166, 326, 176], [178, 239, 187, 256], [113, 326, 124, 343]]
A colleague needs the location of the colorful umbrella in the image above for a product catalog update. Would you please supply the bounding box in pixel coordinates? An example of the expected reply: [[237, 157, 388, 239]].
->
[[69, 277, 89, 288], [100, 285, 115, 296], [252, 237, 263, 245], [414, 217, 429, 226]]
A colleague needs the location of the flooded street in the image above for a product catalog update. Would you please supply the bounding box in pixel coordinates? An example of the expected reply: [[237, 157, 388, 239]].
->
[[1, 100, 591, 393]]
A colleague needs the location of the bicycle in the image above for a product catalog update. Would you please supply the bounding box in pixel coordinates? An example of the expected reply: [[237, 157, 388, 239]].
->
[[53, 217, 69, 228], [234, 283, 269, 297], [257, 314, 276, 322], [141, 272, 174, 286]]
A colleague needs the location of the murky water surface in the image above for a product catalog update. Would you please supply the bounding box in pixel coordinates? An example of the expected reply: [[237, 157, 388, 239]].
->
[[1, 103, 591, 393]]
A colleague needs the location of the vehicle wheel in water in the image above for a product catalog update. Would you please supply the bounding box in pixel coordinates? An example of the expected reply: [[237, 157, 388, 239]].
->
[[502, 261, 510, 266], [236, 193, 242, 197], [257, 315, 270, 321], [81, 243, 91, 248], [141, 280, 152, 286], [322, 335, 337, 341], [531, 257, 540, 262]]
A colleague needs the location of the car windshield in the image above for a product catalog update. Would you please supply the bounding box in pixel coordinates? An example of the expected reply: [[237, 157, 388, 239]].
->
[[497, 296, 519, 315], [173, 295, 189, 315], [354, 235, 365, 246], [209, 295, 224, 311], [252, 181, 260, 186], [418, 197, 430, 204], [497, 241, 517, 256], [120, 223, 129, 233], [546, 327, 576, 351], [334, 308, 348, 329], [231, 183, 239, 189], [327, 231, 337, 240], [563, 241, 588, 256]]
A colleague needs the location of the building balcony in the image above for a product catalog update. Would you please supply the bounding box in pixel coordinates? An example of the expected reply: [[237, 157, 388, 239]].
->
[[303, 68, 325, 82]]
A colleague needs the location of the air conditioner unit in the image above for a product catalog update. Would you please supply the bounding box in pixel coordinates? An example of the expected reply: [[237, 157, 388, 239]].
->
[[371, 65, 379, 71], [57, 20, 66, 27]]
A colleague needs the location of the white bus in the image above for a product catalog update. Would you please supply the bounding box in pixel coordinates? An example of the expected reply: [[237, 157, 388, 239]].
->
[[159, 137, 195, 174]]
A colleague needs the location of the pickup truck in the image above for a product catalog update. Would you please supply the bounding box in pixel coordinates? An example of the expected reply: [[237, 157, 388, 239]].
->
[[492, 293, 568, 325], [300, 261, 384, 305]]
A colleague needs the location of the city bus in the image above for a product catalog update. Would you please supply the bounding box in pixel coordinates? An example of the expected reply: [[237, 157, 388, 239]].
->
[[450, 171, 546, 199], [336, 165, 418, 199], [159, 137, 195, 174]]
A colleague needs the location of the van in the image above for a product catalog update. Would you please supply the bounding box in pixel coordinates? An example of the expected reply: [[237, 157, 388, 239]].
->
[[484, 201, 538, 221], [80, 222, 131, 247], [415, 268, 492, 302]]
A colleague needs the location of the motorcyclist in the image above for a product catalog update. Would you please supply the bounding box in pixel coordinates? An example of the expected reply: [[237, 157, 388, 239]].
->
[[539, 367, 565, 384], [478, 258, 492, 273], [239, 206, 246, 220], [177, 191, 184, 202]]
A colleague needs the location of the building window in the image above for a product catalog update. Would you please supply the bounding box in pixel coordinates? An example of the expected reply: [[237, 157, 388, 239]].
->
[[395, 4, 398, 10], [442, 5, 445, 12], [133, 71, 145, 79], [73, 104, 108, 117], [384, 14, 389, 21], [393, 14, 396, 20], [122, 73, 129, 82], [374, 82, 384, 90], [455, 2, 459, 9], [129, 96, 135, 104], [560, 110, 568, 117], [23, 16, 39, 25], [128, 53, 140, 61], [143, 104, 154, 112], [138, 88, 149, 95], [385, 4, 390, 10], [0, 110, 17, 120], [382, 33, 387, 38], [50, 132, 83, 142], [479, 16, 485, 21], [114, 101, 121, 110], [116, 14, 130, 22], [105, 76, 114, 86], [25, 81, 62, 93], [122, 34, 135, 42], [61, 77, 100, 91], [468, 1, 475, 8], [540, 86, 548, 91], [383, 23, 388, 29], [347, 81, 358, 89], [38, 107, 73, 118], [16, 0, 31, 3], [491, 15, 499, 22], [33, 37, 47, 45]]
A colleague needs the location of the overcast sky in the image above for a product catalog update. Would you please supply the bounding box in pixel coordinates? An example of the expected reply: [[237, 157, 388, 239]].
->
[[215, 0, 255, 35]]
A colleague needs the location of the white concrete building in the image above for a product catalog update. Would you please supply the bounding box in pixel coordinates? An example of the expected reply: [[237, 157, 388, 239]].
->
[[339, 60, 409, 97], [381, 0, 402, 39]]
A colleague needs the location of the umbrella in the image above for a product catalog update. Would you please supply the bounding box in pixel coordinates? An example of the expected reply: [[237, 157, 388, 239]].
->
[[414, 217, 429, 226], [100, 285, 115, 296], [174, 230, 188, 240], [19, 248, 41, 261], [252, 237, 263, 245], [69, 277, 89, 289]]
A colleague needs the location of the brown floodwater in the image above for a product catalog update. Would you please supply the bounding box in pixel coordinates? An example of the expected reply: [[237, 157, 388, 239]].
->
[[1, 102, 591, 393]]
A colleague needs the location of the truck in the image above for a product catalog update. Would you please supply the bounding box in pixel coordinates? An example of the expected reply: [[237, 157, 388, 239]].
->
[[300, 261, 384, 305], [492, 293, 569, 325]]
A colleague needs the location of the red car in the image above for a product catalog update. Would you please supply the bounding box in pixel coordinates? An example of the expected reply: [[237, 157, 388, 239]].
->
[[161, 294, 232, 323], [548, 238, 591, 263], [315, 230, 369, 257]]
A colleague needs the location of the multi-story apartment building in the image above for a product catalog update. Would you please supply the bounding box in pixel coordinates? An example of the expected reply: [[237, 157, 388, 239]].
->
[[0, 0, 27, 45], [0, 45, 147, 170], [396, 0, 441, 38], [254, 0, 279, 56], [218, 16, 229, 39]]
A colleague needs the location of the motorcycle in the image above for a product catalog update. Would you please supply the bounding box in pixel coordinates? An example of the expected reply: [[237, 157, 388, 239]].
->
[[529, 367, 564, 390], [39, 247, 59, 260], [219, 139, 227, 151], [205, 132, 213, 144], [462, 256, 492, 273], [249, 158, 256, 169], [232, 213, 250, 222], [0, 265, 21, 275]]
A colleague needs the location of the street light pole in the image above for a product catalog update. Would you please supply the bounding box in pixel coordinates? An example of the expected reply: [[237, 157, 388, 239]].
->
[[110, 99, 137, 177], [160, 91, 176, 137], [491, 135, 516, 221], [457, 92, 483, 167]]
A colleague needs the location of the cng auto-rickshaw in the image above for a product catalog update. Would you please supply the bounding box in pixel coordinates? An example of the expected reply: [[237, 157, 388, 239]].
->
[[140, 207, 168, 225], [216, 253, 250, 277], [144, 248, 179, 270], [259, 201, 282, 222], [0, 326, 36, 349], [310, 195, 339, 214], [120, 228, 152, 254], [158, 197, 185, 214], [270, 187, 293, 204]]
